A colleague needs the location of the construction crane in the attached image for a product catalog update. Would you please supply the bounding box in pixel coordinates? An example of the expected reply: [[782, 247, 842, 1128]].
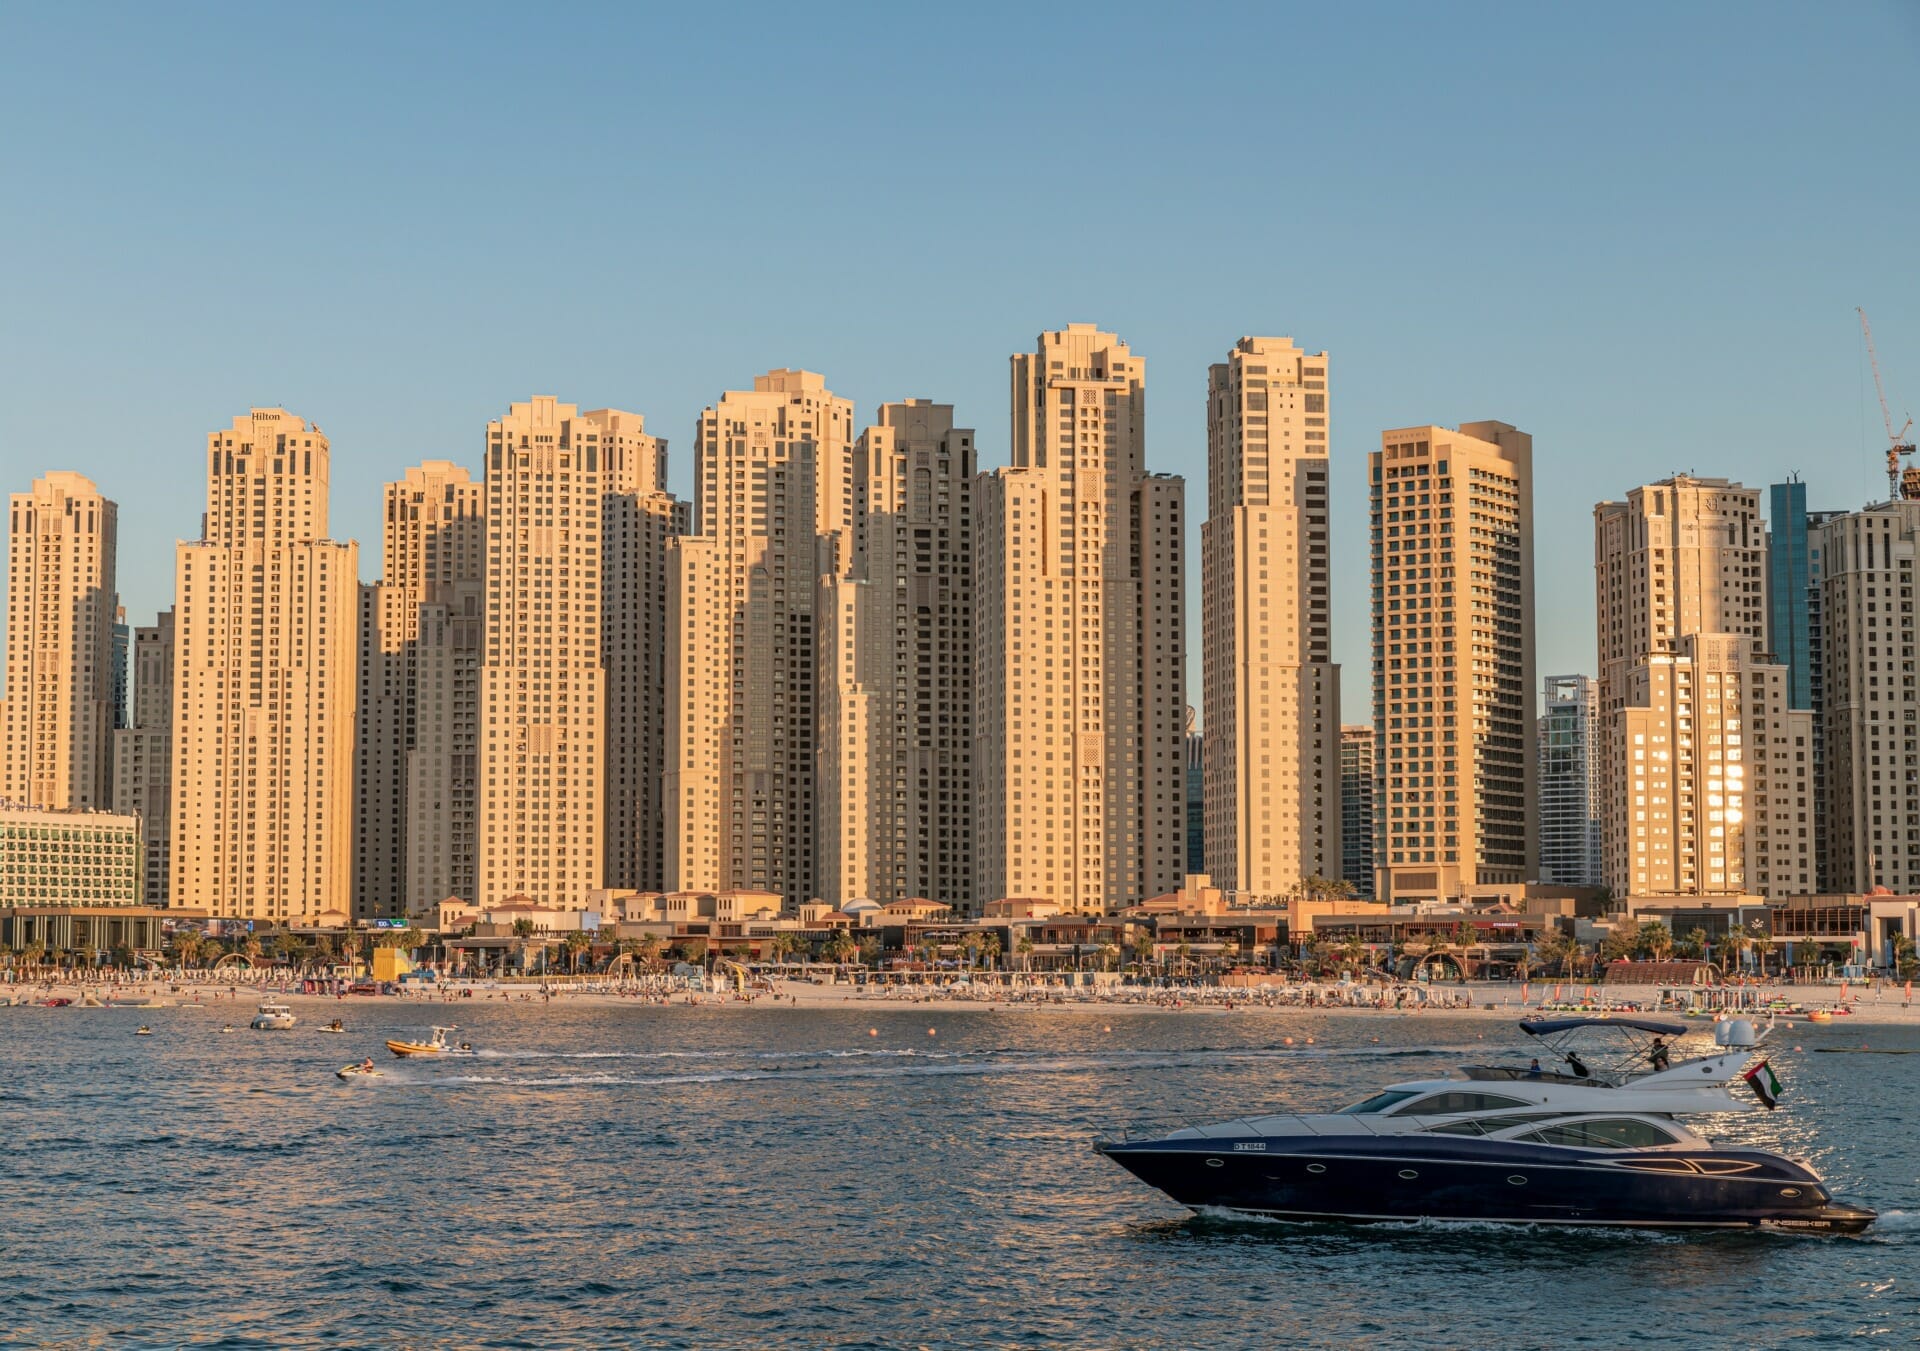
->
[[1859, 306, 1917, 500]]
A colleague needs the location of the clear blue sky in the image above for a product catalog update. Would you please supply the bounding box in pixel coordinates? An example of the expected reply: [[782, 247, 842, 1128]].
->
[[3, 1, 1917, 719]]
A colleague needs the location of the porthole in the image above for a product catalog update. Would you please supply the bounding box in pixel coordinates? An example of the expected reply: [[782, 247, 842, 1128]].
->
[[1779, 1187, 1801, 1198], [1306, 1163, 1327, 1175], [1507, 1175, 1528, 1186], [1205, 1158, 1224, 1169], [1398, 1169, 1419, 1180]]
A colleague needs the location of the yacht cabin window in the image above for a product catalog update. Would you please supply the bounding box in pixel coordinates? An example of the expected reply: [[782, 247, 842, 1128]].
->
[[1387, 1092, 1530, 1116], [1336, 1090, 1422, 1115], [1513, 1118, 1681, 1150]]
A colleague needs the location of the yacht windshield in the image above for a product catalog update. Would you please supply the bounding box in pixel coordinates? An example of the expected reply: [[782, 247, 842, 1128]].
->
[[1337, 1090, 1423, 1115]]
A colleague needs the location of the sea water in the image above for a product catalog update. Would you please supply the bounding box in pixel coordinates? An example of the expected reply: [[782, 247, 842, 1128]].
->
[[1, 1004, 1915, 1348]]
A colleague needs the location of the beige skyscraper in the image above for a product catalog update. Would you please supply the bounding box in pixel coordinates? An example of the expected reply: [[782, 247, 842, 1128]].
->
[[477, 398, 624, 908], [112, 608, 174, 905], [355, 461, 485, 918], [976, 325, 1187, 914], [666, 370, 855, 909], [602, 418, 686, 894], [818, 400, 975, 910], [1371, 421, 1534, 904], [1594, 476, 1811, 898], [172, 409, 358, 919], [1201, 337, 1339, 900], [1801, 506, 1916, 891], [3, 472, 118, 812]]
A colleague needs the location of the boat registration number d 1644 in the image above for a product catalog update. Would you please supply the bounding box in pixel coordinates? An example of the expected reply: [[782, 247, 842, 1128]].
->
[[1233, 1142, 1266, 1151]]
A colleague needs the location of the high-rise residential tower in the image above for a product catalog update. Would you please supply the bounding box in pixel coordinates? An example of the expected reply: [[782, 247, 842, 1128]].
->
[[1594, 476, 1812, 898], [818, 400, 974, 910], [1201, 337, 1339, 901], [3, 472, 118, 812], [1186, 722, 1204, 876], [602, 418, 686, 895], [477, 398, 629, 908], [1537, 674, 1602, 886], [172, 409, 358, 919], [1339, 725, 1375, 897], [1816, 502, 1920, 892], [666, 371, 856, 909], [355, 461, 485, 918], [1370, 422, 1534, 904], [112, 609, 174, 907], [111, 606, 130, 731], [976, 325, 1187, 913], [1768, 479, 1841, 889]]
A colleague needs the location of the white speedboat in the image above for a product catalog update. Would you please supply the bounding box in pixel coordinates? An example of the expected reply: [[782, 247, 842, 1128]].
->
[[250, 1001, 297, 1031], [1098, 1016, 1875, 1233]]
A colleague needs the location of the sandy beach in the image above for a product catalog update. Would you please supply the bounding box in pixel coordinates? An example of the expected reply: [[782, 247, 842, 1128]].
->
[[15, 974, 1920, 1027]]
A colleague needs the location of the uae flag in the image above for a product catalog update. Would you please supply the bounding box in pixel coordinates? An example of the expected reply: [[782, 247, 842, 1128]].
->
[[1743, 1060, 1782, 1111]]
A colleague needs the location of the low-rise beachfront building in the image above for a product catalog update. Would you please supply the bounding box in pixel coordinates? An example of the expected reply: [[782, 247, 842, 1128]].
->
[[0, 803, 143, 906], [0, 904, 170, 959]]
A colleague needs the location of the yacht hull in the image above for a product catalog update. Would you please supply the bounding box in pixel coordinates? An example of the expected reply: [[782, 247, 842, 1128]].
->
[[1097, 1136, 1875, 1233]]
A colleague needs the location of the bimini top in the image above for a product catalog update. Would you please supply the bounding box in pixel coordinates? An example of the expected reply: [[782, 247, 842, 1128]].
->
[[1519, 1016, 1688, 1037]]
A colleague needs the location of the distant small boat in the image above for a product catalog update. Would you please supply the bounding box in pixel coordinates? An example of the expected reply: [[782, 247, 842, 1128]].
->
[[336, 1063, 384, 1080], [219, 1024, 235, 1034], [135, 1025, 152, 1036], [250, 1002, 297, 1031], [1806, 1010, 1834, 1024], [42, 998, 72, 1008], [318, 1019, 346, 1033], [386, 1025, 470, 1058]]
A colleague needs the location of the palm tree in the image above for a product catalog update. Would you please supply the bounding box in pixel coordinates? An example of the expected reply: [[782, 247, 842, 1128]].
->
[[1131, 931, 1156, 973], [770, 931, 806, 968], [1893, 934, 1918, 981], [1597, 927, 1636, 968], [1097, 942, 1121, 973], [823, 932, 859, 965], [1299, 875, 1359, 902], [961, 933, 984, 971], [1635, 920, 1674, 962], [1015, 935, 1035, 971], [980, 932, 1002, 972], [562, 930, 592, 974], [1535, 929, 1574, 978], [1747, 921, 1775, 977], [1338, 935, 1367, 973], [857, 935, 881, 967], [170, 930, 203, 969]]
